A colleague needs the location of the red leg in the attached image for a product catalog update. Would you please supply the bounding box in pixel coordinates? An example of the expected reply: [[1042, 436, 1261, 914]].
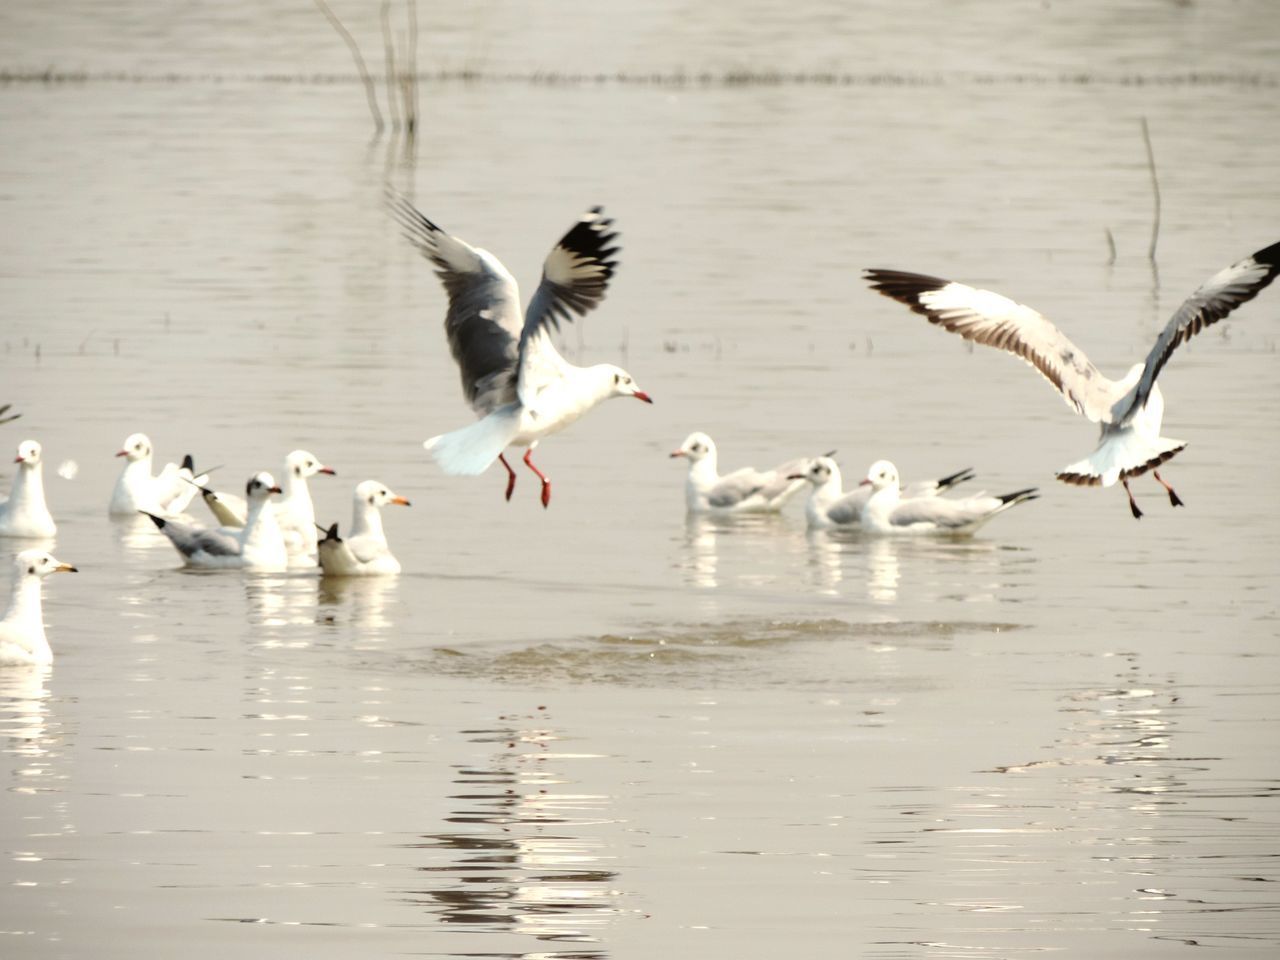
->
[[522, 448, 551, 509], [498, 454, 517, 502], [1153, 470, 1183, 508], [1122, 478, 1143, 520]]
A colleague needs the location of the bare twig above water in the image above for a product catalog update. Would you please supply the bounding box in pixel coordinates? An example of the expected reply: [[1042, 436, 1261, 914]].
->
[[380, 0, 401, 131], [405, 0, 420, 135], [1140, 117, 1161, 262], [0, 404, 20, 425], [1104, 227, 1117, 265], [312, 0, 384, 134]]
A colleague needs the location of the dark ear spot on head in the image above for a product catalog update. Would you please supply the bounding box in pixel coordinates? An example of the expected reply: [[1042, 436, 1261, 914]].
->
[[613, 373, 620, 384], [368, 496, 376, 505], [27, 565, 36, 574]]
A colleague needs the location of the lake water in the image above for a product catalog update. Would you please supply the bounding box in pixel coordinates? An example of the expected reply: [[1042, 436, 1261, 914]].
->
[[1, 1, 1279, 957]]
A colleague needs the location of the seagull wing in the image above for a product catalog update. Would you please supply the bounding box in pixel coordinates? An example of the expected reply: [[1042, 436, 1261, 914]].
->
[[517, 208, 620, 405], [706, 467, 771, 509], [1117, 240, 1280, 422], [387, 189, 523, 414], [865, 269, 1118, 423]]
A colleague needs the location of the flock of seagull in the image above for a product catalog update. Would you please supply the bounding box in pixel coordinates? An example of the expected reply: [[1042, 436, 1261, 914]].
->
[[1, 189, 1277, 666]]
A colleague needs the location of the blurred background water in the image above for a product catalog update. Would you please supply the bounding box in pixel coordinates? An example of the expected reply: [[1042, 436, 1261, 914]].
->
[[1, 1, 1278, 957]]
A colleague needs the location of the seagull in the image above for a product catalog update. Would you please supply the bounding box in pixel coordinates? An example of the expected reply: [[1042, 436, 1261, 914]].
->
[[143, 472, 288, 570], [788, 455, 976, 530], [669, 432, 817, 514], [858, 459, 1038, 535], [387, 189, 652, 508], [317, 480, 412, 577], [864, 240, 1280, 518], [0, 549, 76, 666], [196, 450, 336, 560], [0, 440, 57, 539], [109, 433, 207, 517]]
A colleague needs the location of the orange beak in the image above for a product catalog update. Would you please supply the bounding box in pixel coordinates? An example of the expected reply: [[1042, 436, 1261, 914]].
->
[[55, 562, 78, 573], [669, 449, 686, 459], [269, 485, 283, 495], [391, 496, 411, 506]]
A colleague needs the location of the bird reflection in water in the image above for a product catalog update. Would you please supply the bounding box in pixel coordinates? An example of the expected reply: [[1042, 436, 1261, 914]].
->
[[317, 574, 399, 634], [0, 665, 53, 766], [399, 709, 620, 957], [679, 515, 722, 589]]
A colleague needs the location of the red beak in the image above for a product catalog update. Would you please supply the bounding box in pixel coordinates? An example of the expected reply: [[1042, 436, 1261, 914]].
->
[[669, 450, 686, 458], [633, 391, 653, 404], [786, 473, 805, 481], [269, 485, 283, 495], [858, 478, 872, 487], [115, 450, 128, 457], [14, 456, 24, 464], [318, 467, 336, 476]]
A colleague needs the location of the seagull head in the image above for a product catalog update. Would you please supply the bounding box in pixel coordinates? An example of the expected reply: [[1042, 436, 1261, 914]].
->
[[670, 431, 714, 462], [863, 459, 900, 492], [788, 455, 838, 486], [356, 479, 411, 509], [605, 366, 652, 404], [14, 439, 42, 466], [245, 471, 283, 500], [14, 549, 77, 579], [287, 450, 336, 480], [116, 433, 153, 462]]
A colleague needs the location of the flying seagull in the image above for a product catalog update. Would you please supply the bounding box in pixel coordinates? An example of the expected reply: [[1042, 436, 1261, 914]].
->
[[387, 189, 652, 508], [865, 241, 1280, 517]]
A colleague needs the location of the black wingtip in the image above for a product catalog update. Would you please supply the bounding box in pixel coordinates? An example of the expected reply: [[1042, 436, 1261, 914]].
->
[[139, 511, 166, 529], [1252, 239, 1280, 270], [320, 522, 341, 543], [937, 467, 977, 490], [999, 487, 1040, 505], [180, 454, 195, 471]]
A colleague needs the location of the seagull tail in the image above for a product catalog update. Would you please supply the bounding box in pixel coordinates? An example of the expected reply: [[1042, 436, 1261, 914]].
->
[[1056, 431, 1186, 488], [423, 407, 522, 476]]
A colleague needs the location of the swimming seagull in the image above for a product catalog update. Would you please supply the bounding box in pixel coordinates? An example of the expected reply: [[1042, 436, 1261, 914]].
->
[[0, 440, 57, 539], [669, 432, 818, 514], [864, 240, 1280, 518], [788, 455, 976, 530], [858, 460, 1038, 536], [143, 472, 288, 570], [0, 549, 76, 666], [386, 189, 652, 508], [317, 480, 412, 577], [109, 433, 208, 518], [196, 450, 336, 560]]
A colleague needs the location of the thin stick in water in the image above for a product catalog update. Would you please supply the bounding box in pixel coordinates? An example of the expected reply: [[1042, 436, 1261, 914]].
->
[[1104, 227, 1116, 264], [380, 0, 401, 131], [1140, 116, 1161, 262], [312, 0, 384, 134]]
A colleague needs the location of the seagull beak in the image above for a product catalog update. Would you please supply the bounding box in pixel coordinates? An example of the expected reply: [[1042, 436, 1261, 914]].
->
[[115, 449, 128, 457], [269, 485, 283, 495], [669, 450, 686, 459], [391, 496, 411, 506], [632, 390, 653, 404], [786, 473, 805, 481], [55, 562, 78, 573], [859, 478, 872, 487], [318, 466, 336, 476], [13, 455, 24, 464]]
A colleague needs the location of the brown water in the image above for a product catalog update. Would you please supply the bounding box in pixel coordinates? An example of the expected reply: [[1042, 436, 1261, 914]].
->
[[2, 1, 1279, 957]]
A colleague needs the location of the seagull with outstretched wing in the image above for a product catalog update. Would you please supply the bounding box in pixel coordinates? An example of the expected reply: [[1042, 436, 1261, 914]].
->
[[387, 189, 652, 508], [865, 241, 1280, 518]]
